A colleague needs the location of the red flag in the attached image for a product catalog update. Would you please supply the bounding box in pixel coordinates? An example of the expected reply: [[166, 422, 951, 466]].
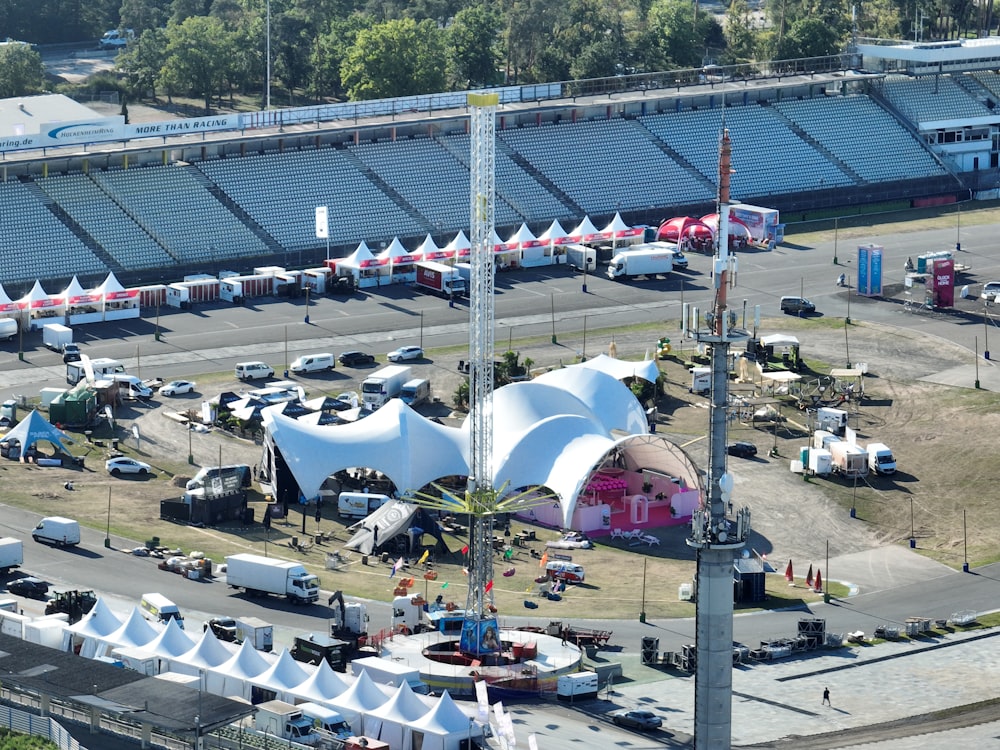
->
[[538, 551, 549, 568], [461, 544, 469, 555], [484, 579, 494, 593], [784, 559, 794, 582], [814, 569, 823, 592], [805, 564, 814, 588]]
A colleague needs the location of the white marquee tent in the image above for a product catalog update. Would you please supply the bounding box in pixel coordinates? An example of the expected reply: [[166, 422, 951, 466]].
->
[[407, 692, 485, 750], [169, 628, 236, 676], [363, 681, 432, 748], [206, 639, 274, 699], [286, 658, 350, 704], [143, 618, 195, 659], [575, 353, 660, 385], [328, 670, 391, 733], [246, 648, 313, 702]]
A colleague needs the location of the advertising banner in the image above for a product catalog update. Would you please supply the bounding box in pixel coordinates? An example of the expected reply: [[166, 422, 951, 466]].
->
[[931, 258, 955, 308]]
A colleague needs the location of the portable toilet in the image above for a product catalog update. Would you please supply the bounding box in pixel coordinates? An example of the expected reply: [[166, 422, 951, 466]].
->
[[809, 448, 832, 476], [690, 367, 711, 394]]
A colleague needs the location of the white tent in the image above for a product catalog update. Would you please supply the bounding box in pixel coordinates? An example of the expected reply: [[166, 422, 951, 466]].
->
[[377, 237, 419, 281], [246, 648, 312, 702], [760, 333, 800, 348], [67, 597, 123, 658], [0, 282, 15, 312], [285, 658, 350, 704], [443, 231, 469, 259], [170, 628, 236, 676], [62, 275, 86, 303], [205, 639, 274, 699], [601, 212, 644, 248], [363, 681, 430, 748], [576, 353, 661, 385], [533, 367, 650, 435], [337, 241, 383, 288], [263, 398, 469, 500], [505, 223, 546, 267], [93, 271, 140, 321], [415, 234, 444, 261], [328, 670, 391, 734], [0, 409, 75, 455], [98, 607, 160, 653], [537, 219, 570, 247], [408, 692, 483, 750], [20, 279, 64, 330], [144, 618, 195, 659], [568, 216, 600, 243]]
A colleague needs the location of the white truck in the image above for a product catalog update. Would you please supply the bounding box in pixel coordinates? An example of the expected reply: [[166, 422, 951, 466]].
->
[[225, 553, 320, 604], [414, 261, 466, 298], [235, 616, 274, 651], [66, 357, 125, 384], [42, 323, 73, 352], [0, 537, 23, 573], [297, 703, 353, 740], [830, 441, 868, 479], [606, 244, 674, 280], [865, 442, 896, 475], [328, 590, 369, 649], [565, 244, 597, 271], [351, 655, 431, 694], [391, 594, 466, 635], [361, 365, 412, 410], [730, 203, 783, 247], [253, 700, 319, 744], [400, 378, 430, 407], [0, 318, 16, 341]]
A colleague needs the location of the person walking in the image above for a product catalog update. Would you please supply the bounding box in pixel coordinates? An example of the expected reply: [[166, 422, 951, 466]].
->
[[822, 687, 831, 706]]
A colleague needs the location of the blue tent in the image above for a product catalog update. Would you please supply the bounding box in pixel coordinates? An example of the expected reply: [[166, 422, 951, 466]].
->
[[0, 410, 74, 455]]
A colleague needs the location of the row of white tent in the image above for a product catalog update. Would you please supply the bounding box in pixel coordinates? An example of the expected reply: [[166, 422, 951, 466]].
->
[[336, 213, 644, 283], [62, 599, 485, 750], [1, 272, 142, 329]]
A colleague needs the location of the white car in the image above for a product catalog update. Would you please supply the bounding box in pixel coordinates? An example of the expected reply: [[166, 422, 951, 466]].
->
[[387, 345, 424, 362], [106, 457, 153, 476], [980, 281, 1000, 301], [160, 380, 196, 396]]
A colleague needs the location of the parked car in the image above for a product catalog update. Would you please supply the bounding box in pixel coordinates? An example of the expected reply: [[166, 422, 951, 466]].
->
[[62, 343, 82, 364], [160, 380, 196, 396], [780, 296, 816, 315], [339, 351, 375, 367], [980, 281, 1000, 301], [727, 441, 758, 458], [387, 345, 424, 362], [669, 249, 689, 270], [8, 576, 49, 599], [610, 709, 662, 730], [106, 457, 153, 476]]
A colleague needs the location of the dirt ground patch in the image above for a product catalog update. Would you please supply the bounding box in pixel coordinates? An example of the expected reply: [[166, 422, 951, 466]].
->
[[4, 316, 997, 619]]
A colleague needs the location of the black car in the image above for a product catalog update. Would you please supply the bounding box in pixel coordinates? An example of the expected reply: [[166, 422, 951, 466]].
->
[[780, 296, 816, 315], [7, 576, 49, 599], [338, 351, 375, 367], [610, 709, 662, 730], [62, 343, 82, 363], [727, 441, 758, 458]]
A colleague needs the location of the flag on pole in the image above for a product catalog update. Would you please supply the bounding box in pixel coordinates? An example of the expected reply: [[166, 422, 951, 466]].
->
[[389, 557, 404, 578], [814, 568, 823, 592], [805, 564, 814, 588], [484, 579, 494, 593], [461, 544, 470, 555], [538, 551, 549, 568], [418, 549, 429, 565], [784, 559, 794, 583]]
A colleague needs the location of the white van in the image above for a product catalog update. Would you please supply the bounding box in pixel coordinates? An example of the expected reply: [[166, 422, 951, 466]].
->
[[290, 353, 335, 374], [400, 378, 431, 407], [111, 374, 153, 400], [235, 361, 274, 380], [32, 517, 80, 547], [140, 593, 185, 628], [297, 703, 352, 738], [337, 491, 390, 518]]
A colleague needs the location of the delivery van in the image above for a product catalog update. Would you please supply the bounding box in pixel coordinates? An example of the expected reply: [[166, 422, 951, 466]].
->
[[140, 593, 185, 628], [400, 378, 430, 407], [297, 703, 352, 738], [32, 517, 80, 547], [235, 361, 274, 380], [111, 374, 153, 400], [337, 491, 390, 519], [290, 353, 335, 374], [545, 561, 586, 583]]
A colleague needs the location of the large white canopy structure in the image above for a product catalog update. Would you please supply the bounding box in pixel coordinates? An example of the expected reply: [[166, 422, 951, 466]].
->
[[328, 670, 390, 733], [286, 658, 350, 704], [574, 353, 661, 385], [206, 639, 274, 699], [363, 681, 432, 748], [408, 692, 485, 750]]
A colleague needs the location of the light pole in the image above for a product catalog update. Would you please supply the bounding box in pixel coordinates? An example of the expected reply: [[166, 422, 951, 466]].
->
[[962, 509, 969, 572], [303, 285, 310, 325], [845, 275, 851, 326], [975, 335, 980, 389], [283, 325, 288, 378], [154, 298, 161, 342], [419, 310, 424, 350], [956, 201, 961, 252], [909, 496, 915, 548], [984, 303, 990, 360], [265, 0, 271, 110], [851, 474, 857, 518], [844, 319, 851, 370], [832, 216, 839, 265], [581, 314, 587, 361], [105, 486, 112, 548], [187, 423, 193, 465], [639, 557, 647, 623], [550, 293, 556, 344]]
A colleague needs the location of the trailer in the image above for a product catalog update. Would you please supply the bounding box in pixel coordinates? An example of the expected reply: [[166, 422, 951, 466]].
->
[[225, 553, 320, 604], [220, 275, 274, 303], [517, 621, 613, 649], [414, 261, 466, 298], [565, 244, 597, 271], [606, 245, 674, 280], [0, 537, 23, 573], [730, 204, 783, 247], [42, 323, 72, 351], [830, 441, 868, 479]]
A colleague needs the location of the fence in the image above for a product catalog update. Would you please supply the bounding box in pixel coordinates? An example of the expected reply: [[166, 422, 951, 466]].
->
[[0, 703, 81, 750]]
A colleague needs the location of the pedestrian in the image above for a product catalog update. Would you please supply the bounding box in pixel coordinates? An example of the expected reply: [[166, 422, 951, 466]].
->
[[822, 687, 831, 706]]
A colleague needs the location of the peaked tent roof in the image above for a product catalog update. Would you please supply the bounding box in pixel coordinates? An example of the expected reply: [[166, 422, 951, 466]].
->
[[411, 691, 479, 734], [377, 237, 418, 265], [505, 223, 538, 248], [95, 271, 126, 296], [339, 241, 380, 270], [363, 681, 430, 747], [101, 607, 160, 650], [62, 275, 86, 302], [568, 216, 600, 240], [537, 219, 570, 246], [576, 353, 661, 385], [328, 669, 390, 729], [286, 658, 350, 703], [0, 409, 74, 454], [144, 618, 196, 658], [205, 638, 274, 699], [263, 399, 469, 500], [247, 648, 312, 692], [601, 212, 635, 236], [415, 234, 441, 259], [173, 628, 235, 674], [532, 367, 649, 435], [443, 231, 470, 255], [67, 597, 122, 639]]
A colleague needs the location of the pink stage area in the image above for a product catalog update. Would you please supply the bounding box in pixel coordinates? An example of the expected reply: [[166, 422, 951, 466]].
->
[[514, 468, 699, 536]]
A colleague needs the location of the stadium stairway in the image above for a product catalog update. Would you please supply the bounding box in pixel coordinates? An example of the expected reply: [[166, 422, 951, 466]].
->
[[765, 108, 866, 185], [494, 139, 584, 217], [627, 119, 718, 194], [182, 165, 284, 256], [339, 148, 434, 234], [19, 177, 123, 274]]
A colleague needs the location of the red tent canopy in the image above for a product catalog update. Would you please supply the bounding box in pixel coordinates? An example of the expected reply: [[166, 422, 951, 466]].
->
[[657, 216, 713, 242]]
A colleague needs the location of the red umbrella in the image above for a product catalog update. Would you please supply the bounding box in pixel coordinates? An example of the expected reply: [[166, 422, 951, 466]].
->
[[784, 559, 794, 582], [814, 569, 823, 592], [805, 564, 814, 588]]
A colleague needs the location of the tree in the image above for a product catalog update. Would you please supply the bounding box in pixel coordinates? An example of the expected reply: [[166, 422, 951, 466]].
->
[[448, 4, 502, 89], [160, 16, 233, 112], [777, 16, 844, 59], [570, 37, 619, 79], [309, 15, 368, 100], [646, 0, 715, 69], [0, 43, 44, 98], [341, 18, 446, 100], [723, 0, 758, 63], [119, 0, 169, 33], [117, 26, 168, 100]]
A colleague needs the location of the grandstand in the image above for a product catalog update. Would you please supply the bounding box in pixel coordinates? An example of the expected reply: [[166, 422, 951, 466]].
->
[[2, 48, 994, 289]]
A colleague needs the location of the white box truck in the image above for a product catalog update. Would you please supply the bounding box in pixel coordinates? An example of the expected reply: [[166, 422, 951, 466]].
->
[[361, 365, 412, 410], [400, 378, 430, 407], [253, 700, 318, 744], [730, 203, 782, 247], [865, 442, 896, 475], [225, 553, 320, 604], [351, 655, 430, 694], [830, 442, 868, 479], [235, 616, 274, 651], [0, 318, 17, 341], [32, 517, 80, 547], [606, 245, 674, 280], [0, 537, 23, 573], [42, 323, 73, 352], [565, 244, 597, 271], [415, 261, 466, 298], [66, 357, 125, 384]]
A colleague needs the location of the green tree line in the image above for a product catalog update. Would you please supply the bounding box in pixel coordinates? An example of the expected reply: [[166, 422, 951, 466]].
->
[[0, 0, 996, 107]]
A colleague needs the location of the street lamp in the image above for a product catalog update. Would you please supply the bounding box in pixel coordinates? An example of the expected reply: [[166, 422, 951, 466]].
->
[[832, 216, 839, 265], [304, 285, 310, 325], [265, 0, 271, 110], [909, 496, 916, 548], [105, 486, 112, 548]]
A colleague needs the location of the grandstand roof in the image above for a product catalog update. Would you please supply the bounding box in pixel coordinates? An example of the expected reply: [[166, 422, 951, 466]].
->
[[0, 94, 103, 137]]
